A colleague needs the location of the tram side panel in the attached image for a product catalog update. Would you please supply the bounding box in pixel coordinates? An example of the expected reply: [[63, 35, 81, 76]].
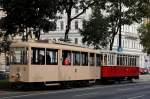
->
[[9, 65, 29, 82], [29, 65, 59, 82], [59, 66, 100, 81], [100, 66, 139, 79]]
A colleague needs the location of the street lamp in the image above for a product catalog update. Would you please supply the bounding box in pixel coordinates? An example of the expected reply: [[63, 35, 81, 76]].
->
[[117, 0, 122, 52]]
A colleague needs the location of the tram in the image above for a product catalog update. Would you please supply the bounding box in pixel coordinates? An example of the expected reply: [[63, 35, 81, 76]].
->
[[100, 51, 139, 82], [9, 40, 139, 88]]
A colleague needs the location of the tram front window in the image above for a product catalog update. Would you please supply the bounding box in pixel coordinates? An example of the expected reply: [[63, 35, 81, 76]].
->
[[10, 47, 28, 64]]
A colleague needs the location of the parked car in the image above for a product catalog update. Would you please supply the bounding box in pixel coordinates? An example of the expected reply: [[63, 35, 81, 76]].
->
[[139, 68, 149, 75]]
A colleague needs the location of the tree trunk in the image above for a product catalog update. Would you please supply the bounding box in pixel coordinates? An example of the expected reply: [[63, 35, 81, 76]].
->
[[64, 10, 72, 42], [37, 30, 40, 40], [109, 32, 116, 50]]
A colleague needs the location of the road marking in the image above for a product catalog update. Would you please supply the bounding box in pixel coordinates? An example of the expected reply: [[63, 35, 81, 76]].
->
[[75, 92, 99, 97], [1, 82, 150, 99], [118, 86, 150, 91], [128, 95, 145, 99], [118, 88, 133, 91]]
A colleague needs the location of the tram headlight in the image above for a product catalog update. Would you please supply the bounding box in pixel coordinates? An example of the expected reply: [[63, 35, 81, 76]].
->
[[16, 73, 20, 79]]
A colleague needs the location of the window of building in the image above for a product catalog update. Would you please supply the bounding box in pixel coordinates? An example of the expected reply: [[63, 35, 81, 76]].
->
[[75, 21, 79, 30], [122, 40, 124, 47], [75, 38, 78, 44], [62, 50, 71, 65], [73, 51, 80, 65], [60, 11, 64, 14], [75, 8, 79, 14], [60, 21, 64, 30], [0, 0, 3, 8], [46, 49, 58, 65], [31, 47, 45, 65]]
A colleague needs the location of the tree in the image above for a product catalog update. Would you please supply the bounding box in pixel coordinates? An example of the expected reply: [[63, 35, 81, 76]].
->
[[81, 0, 149, 50], [58, 0, 99, 41], [0, 0, 58, 41], [80, 5, 109, 49], [138, 23, 150, 53]]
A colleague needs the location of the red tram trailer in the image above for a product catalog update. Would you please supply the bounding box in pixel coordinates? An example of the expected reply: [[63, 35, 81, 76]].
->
[[100, 51, 139, 82]]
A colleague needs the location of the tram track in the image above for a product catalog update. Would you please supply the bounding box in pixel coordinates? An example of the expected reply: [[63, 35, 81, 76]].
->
[[0, 80, 150, 99]]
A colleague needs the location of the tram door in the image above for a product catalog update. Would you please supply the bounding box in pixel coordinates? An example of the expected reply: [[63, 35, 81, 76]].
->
[[59, 50, 76, 81]]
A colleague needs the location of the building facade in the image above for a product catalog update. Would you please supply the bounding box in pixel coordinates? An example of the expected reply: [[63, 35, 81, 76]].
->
[[0, 1, 7, 73], [0, 4, 149, 69], [41, 8, 149, 68]]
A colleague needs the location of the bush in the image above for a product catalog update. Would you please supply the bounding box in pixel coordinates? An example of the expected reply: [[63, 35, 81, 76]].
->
[[0, 80, 10, 89]]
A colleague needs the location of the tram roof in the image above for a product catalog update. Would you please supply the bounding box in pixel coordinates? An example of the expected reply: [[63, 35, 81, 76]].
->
[[10, 40, 140, 56], [10, 40, 98, 53], [100, 50, 140, 56]]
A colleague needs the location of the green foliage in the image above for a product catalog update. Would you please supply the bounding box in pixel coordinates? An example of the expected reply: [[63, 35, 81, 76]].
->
[[0, 40, 11, 53], [58, 0, 98, 41], [0, 0, 58, 40], [81, 0, 149, 50], [0, 80, 10, 89], [80, 6, 109, 49], [139, 23, 150, 53]]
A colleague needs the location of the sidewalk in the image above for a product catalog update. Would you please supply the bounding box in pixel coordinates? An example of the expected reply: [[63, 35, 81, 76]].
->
[[139, 74, 150, 81]]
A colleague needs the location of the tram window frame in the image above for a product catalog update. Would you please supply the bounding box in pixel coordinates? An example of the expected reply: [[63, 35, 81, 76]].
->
[[10, 47, 28, 65], [90, 53, 95, 66], [129, 56, 132, 66], [112, 54, 116, 65], [96, 54, 102, 66], [81, 52, 88, 66], [135, 56, 138, 66], [31, 47, 45, 65], [46, 49, 58, 65], [62, 50, 71, 65], [102, 54, 107, 66], [117, 55, 120, 65], [120, 55, 124, 66], [124, 55, 127, 66], [131, 56, 136, 66], [73, 51, 80, 66]]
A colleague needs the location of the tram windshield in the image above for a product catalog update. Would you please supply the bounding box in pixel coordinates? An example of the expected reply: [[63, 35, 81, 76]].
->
[[10, 47, 28, 65]]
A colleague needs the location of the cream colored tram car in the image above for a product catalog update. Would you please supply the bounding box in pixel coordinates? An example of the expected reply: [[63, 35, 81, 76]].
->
[[9, 41, 101, 87]]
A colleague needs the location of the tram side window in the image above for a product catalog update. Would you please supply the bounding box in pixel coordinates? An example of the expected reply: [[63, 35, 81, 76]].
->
[[46, 49, 58, 65], [96, 54, 102, 66], [10, 47, 28, 64], [117, 55, 120, 65], [62, 50, 71, 65], [81, 52, 88, 66], [90, 53, 95, 66], [31, 48, 45, 65], [73, 51, 80, 65], [117, 55, 124, 65], [102, 55, 107, 66], [129, 56, 132, 66], [130, 56, 136, 66]]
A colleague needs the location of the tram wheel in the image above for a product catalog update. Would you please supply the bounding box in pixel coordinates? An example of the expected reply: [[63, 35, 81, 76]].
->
[[61, 82, 72, 89], [11, 83, 24, 90]]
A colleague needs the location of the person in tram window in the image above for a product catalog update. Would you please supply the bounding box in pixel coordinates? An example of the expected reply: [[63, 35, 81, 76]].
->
[[46, 52, 51, 64], [63, 53, 71, 65], [64, 57, 70, 65], [39, 53, 45, 65]]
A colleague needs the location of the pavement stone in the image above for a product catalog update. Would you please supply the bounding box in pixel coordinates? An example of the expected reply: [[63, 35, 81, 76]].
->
[[139, 74, 150, 81]]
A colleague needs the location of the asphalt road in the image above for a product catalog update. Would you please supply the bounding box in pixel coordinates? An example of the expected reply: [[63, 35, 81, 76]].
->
[[0, 79, 150, 99]]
